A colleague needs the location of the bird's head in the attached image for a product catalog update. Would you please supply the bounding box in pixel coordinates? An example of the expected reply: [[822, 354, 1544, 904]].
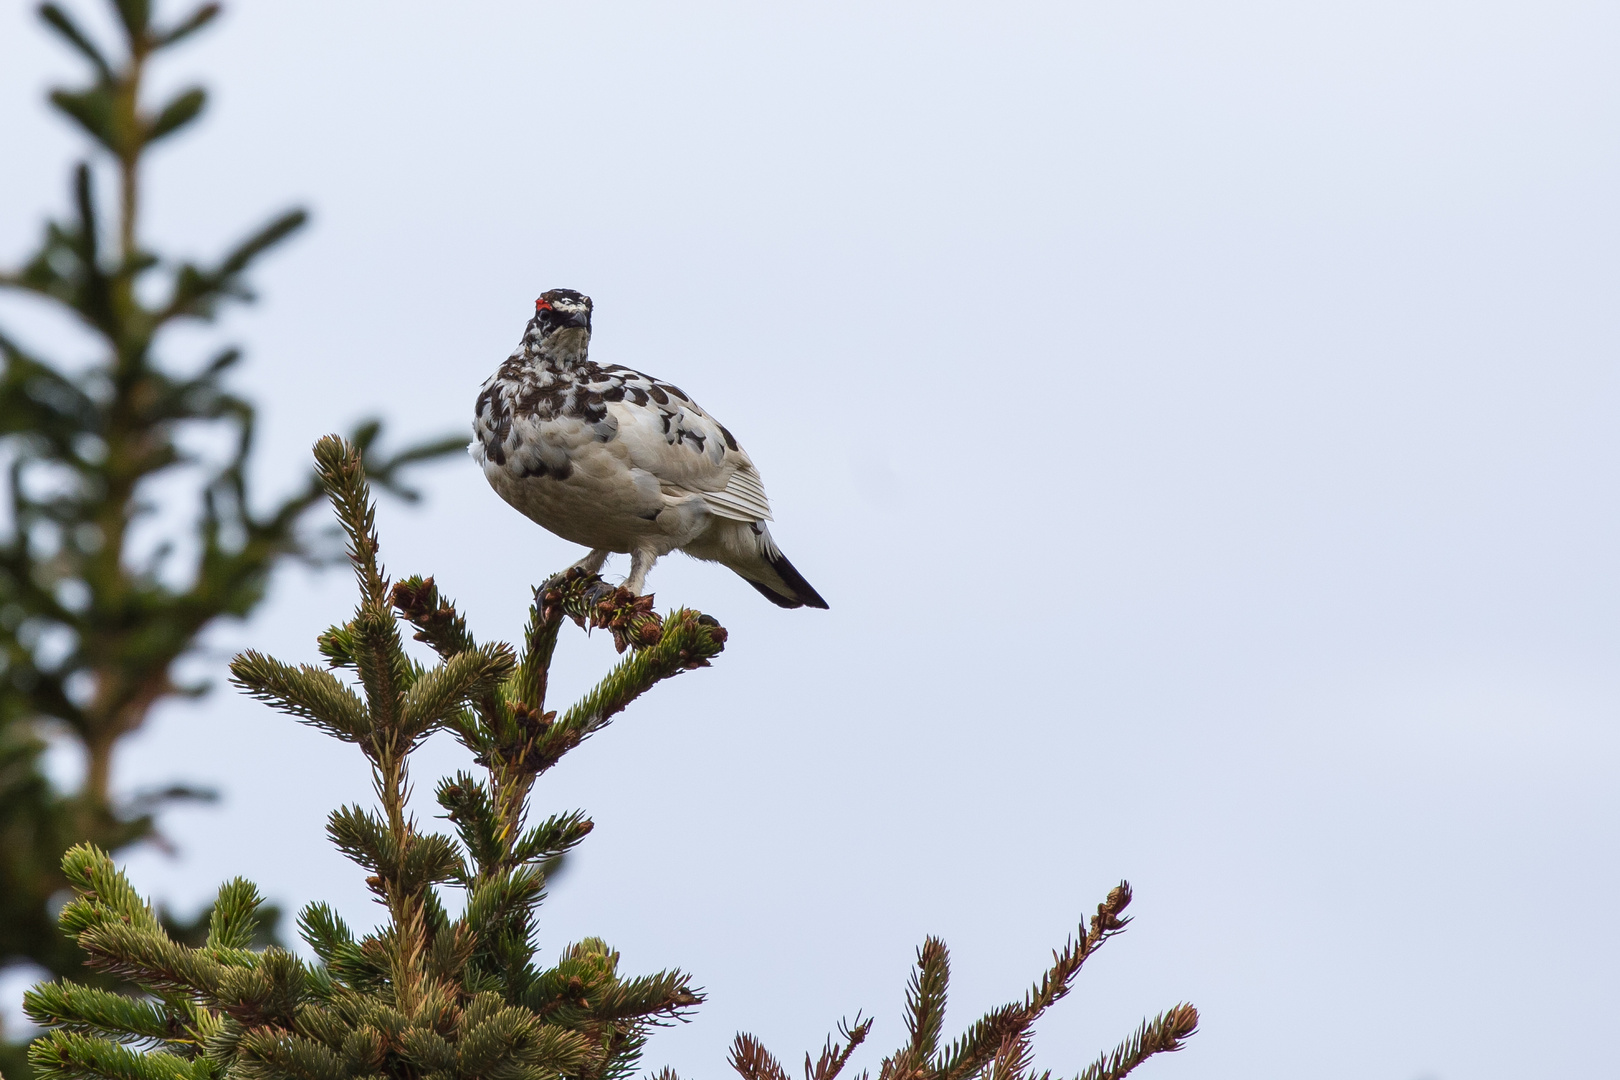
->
[[526, 288, 593, 363]]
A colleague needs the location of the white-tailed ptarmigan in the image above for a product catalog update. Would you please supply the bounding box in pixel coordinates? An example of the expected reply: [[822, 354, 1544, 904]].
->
[[470, 289, 829, 609]]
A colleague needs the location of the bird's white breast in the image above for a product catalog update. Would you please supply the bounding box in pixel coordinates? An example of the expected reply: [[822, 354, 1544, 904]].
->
[[472, 352, 772, 551]]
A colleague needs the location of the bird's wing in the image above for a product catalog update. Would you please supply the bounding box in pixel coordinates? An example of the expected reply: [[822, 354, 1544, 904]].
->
[[701, 463, 773, 522], [596, 365, 774, 522]]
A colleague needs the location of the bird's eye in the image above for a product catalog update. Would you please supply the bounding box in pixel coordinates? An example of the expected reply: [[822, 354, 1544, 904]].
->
[[535, 298, 553, 312]]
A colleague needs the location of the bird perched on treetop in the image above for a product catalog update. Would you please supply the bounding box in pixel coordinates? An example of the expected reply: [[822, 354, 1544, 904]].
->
[[470, 289, 828, 609]]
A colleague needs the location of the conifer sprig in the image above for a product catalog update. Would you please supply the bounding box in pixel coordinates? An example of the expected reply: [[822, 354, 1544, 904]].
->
[[1074, 1005, 1200, 1080], [808, 1016, 873, 1080], [25, 434, 715, 1080], [732, 884, 1197, 1080]]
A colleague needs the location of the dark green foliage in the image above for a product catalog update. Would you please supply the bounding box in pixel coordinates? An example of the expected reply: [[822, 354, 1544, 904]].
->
[[24, 436, 720, 1080], [0, 0, 460, 1042], [727, 885, 1199, 1080]]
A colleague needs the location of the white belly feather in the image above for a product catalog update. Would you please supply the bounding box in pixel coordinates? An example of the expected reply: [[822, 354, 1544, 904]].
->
[[472, 351, 774, 558]]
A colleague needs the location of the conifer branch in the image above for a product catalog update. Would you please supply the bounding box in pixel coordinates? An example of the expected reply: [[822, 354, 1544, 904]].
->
[[325, 804, 397, 878], [929, 883, 1134, 1080], [757, 881, 1191, 1080], [587, 970, 703, 1025], [1, 2, 465, 1011], [452, 1011, 593, 1080], [1073, 1005, 1199, 1080], [510, 810, 595, 865], [732, 1034, 792, 1080], [905, 939, 950, 1063], [294, 905, 354, 966], [396, 833, 464, 896], [436, 774, 504, 875], [157, 208, 308, 324], [398, 643, 514, 746], [38, 5, 113, 80], [227, 652, 371, 743], [556, 609, 727, 747], [205, 878, 267, 952], [538, 571, 668, 655], [518, 592, 564, 715], [985, 1035, 1034, 1080], [349, 606, 409, 758], [805, 1015, 871, 1080], [22, 983, 174, 1046], [27, 1031, 198, 1080], [154, 4, 221, 49], [56, 845, 163, 937], [460, 866, 547, 949], [312, 435, 387, 607], [314, 623, 359, 670], [233, 1028, 346, 1080], [390, 576, 477, 660], [72, 921, 224, 997]]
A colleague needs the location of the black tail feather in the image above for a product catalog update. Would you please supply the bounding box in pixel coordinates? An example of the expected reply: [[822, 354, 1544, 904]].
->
[[748, 578, 804, 608], [747, 549, 829, 610]]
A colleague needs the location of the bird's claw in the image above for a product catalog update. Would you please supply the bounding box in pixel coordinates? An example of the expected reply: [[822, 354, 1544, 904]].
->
[[537, 569, 663, 651]]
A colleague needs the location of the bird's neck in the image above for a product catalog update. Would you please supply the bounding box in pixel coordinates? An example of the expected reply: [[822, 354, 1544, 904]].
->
[[528, 327, 591, 369]]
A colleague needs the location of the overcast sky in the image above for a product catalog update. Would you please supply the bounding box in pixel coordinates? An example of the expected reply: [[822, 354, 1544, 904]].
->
[[2, 2, 1618, 1079]]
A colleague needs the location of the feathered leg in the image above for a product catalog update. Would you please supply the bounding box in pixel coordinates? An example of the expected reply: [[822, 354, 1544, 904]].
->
[[622, 548, 659, 596], [569, 548, 610, 575]]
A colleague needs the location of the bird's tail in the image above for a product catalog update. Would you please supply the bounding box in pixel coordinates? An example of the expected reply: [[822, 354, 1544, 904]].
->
[[746, 544, 829, 609], [693, 521, 829, 609]]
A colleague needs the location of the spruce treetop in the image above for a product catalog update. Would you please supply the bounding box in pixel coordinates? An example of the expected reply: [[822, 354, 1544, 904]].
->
[[26, 435, 722, 1080], [20, 436, 1197, 1080]]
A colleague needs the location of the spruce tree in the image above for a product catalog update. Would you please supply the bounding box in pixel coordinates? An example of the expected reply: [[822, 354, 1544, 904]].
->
[[0, 0, 462, 1038], [17, 436, 1198, 1080]]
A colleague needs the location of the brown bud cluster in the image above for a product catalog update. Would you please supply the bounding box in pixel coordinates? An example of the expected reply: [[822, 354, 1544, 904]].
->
[[511, 701, 555, 734], [593, 588, 664, 653], [1090, 881, 1133, 938]]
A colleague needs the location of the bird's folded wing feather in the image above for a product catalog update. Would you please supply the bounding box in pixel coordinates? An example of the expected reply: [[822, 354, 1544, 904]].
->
[[606, 393, 774, 522], [702, 465, 773, 521]]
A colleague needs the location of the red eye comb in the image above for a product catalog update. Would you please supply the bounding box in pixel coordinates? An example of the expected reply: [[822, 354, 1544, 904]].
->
[[535, 297, 553, 312]]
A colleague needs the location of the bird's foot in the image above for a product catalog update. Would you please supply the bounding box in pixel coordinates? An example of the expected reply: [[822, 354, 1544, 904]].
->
[[536, 568, 662, 651], [537, 566, 601, 625]]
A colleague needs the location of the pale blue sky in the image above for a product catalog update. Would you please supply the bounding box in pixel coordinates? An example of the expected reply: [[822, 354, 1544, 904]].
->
[[2, 3, 1617, 1079]]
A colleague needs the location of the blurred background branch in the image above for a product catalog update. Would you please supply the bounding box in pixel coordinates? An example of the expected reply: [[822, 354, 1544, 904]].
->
[[0, 3, 461, 1069]]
